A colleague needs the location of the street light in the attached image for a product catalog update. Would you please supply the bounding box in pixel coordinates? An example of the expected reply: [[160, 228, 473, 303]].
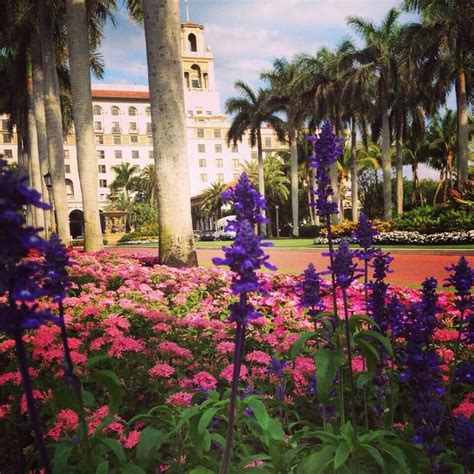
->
[[275, 205, 280, 238], [43, 171, 52, 189], [43, 171, 57, 233]]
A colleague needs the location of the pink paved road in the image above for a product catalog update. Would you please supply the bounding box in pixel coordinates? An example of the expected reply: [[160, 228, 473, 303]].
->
[[107, 246, 474, 287]]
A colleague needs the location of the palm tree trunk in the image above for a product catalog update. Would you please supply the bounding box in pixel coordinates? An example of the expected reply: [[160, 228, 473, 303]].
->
[[411, 160, 418, 206], [381, 88, 392, 221], [26, 56, 46, 236], [455, 68, 468, 187], [433, 167, 445, 205], [311, 167, 320, 225], [443, 151, 453, 204], [256, 130, 267, 237], [17, 131, 35, 226], [395, 123, 403, 215], [31, 38, 52, 237], [39, 0, 70, 243], [289, 130, 299, 237], [142, 0, 197, 267], [65, 0, 103, 252], [331, 121, 340, 224], [350, 118, 358, 223]]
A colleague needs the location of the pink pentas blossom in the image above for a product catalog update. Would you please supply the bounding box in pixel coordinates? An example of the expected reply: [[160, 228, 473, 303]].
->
[[246, 350, 271, 366], [166, 391, 193, 407], [47, 409, 79, 440], [121, 430, 141, 449], [351, 356, 365, 372], [433, 328, 458, 342], [216, 341, 235, 355], [452, 392, 474, 418], [220, 363, 247, 382], [158, 341, 192, 359], [193, 371, 218, 390], [149, 363, 175, 378], [0, 404, 11, 418]]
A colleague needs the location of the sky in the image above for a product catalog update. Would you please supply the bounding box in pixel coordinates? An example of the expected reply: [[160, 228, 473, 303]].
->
[[97, 0, 450, 179]]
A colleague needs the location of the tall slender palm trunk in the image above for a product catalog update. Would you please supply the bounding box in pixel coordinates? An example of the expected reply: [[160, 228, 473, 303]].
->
[[381, 91, 392, 221], [26, 58, 46, 235], [39, 0, 70, 243], [350, 118, 358, 223], [455, 68, 468, 187], [31, 37, 52, 236], [395, 124, 403, 215], [65, 0, 103, 252], [289, 130, 299, 237], [257, 131, 267, 237], [142, 0, 197, 267]]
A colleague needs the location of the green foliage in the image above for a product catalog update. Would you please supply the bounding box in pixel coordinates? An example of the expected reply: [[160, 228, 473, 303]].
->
[[118, 225, 159, 243], [299, 224, 325, 238], [128, 202, 157, 231]]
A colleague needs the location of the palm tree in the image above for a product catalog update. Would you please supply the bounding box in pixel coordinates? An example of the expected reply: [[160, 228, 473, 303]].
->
[[225, 81, 284, 236], [142, 0, 197, 266], [347, 8, 401, 221], [426, 109, 457, 204], [110, 162, 140, 199], [262, 58, 307, 237], [64, 0, 110, 251], [403, 0, 474, 187], [201, 181, 227, 223], [39, 0, 70, 242], [134, 163, 157, 206]]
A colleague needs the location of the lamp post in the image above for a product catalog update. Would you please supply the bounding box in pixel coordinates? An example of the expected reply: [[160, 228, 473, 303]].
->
[[275, 205, 280, 238], [43, 172, 57, 234]]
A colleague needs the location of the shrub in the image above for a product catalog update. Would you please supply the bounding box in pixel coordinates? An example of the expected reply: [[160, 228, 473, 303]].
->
[[299, 224, 325, 238], [319, 219, 391, 238]]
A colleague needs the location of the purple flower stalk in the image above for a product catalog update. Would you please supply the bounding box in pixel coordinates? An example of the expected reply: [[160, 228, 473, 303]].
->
[[297, 263, 325, 321], [214, 173, 275, 474], [330, 239, 362, 290]]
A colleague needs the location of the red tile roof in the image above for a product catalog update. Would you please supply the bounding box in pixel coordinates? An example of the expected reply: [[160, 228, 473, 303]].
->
[[91, 89, 150, 99]]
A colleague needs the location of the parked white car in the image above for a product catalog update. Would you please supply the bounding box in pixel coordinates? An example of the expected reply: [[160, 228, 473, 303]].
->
[[214, 215, 237, 240]]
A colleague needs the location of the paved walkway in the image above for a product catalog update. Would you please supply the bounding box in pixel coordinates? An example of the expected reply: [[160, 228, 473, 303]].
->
[[107, 245, 474, 287]]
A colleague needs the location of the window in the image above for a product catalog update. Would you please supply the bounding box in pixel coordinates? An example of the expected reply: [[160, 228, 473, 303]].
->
[[196, 110, 203, 115], [251, 151, 258, 160], [216, 158, 223, 168], [232, 159, 240, 169], [99, 179, 108, 188], [215, 144, 222, 153], [112, 122, 121, 133], [64, 150, 69, 159], [95, 135, 104, 145], [130, 135, 138, 144], [114, 150, 122, 159], [199, 159, 206, 168], [190, 64, 202, 88], [145, 107, 151, 117], [231, 144, 238, 153], [129, 122, 137, 132], [113, 135, 121, 145], [64, 165, 71, 174], [93, 105, 102, 115], [197, 128, 204, 138], [147, 136, 153, 145], [148, 150, 154, 159], [200, 174, 207, 183], [3, 133, 11, 143], [214, 129, 221, 138], [206, 111, 212, 115], [94, 121, 103, 131], [3, 149, 12, 159], [0, 119, 8, 130], [128, 106, 137, 116], [96, 150, 105, 159], [98, 165, 106, 173], [188, 33, 197, 52], [264, 137, 271, 147], [198, 144, 205, 153], [146, 122, 152, 134], [132, 150, 139, 159], [111, 106, 120, 116], [217, 173, 224, 182], [66, 179, 74, 197]]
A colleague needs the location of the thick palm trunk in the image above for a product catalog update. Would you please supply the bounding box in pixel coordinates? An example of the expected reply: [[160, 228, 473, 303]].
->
[[256, 131, 267, 237], [65, 0, 103, 252], [350, 119, 358, 223], [31, 39, 52, 236], [330, 122, 340, 224], [39, 0, 70, 243], [433, 167, 446, 205], [311, 167, 320, 225], [381, 91, 392, 221], [142, 0, 197, 266], [26, 63, 46, 236], [17, 132, 35, 226], [455, 68, 468, 187], [395, 124, 403, 215], [289, 130, 299, 237]]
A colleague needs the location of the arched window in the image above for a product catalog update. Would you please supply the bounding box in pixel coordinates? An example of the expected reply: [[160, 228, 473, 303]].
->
[[93, 105, 102, 115], [188, 33, 197, 52], [128, 106, 138, 116], [111, 106, 120, 116], [190, 64, 201, 89], [145, 106, 151, 117], [65, 179, 74, 197]]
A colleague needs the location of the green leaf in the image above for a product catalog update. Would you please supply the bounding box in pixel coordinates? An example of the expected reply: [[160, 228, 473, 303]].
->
[[122, 465, 146, 474], [86, 354, 113, 369], [90, 370, 122, 415], [96, 460, 109, 474], [315, 348, 345, 404], [379, 443, 409, 471], [334, 442, 351, 469], [267, 418, 285, 442], [52, 386, 79, 412], [355, 330, 394, 358], [360, 444, 384, 470], [297, 445, 336, 474], [136, 426, 164, 469], [247, 398, 269, 431], [198, 407, 218, 435], [356, 338, 379, 377], [189, 468, 215, 474], [349, 314, 379, 332], [290, 331, 316, 359], [356, 372, 371, 389], [99, 437, 126, 465], [52, 443, 74, 474]]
